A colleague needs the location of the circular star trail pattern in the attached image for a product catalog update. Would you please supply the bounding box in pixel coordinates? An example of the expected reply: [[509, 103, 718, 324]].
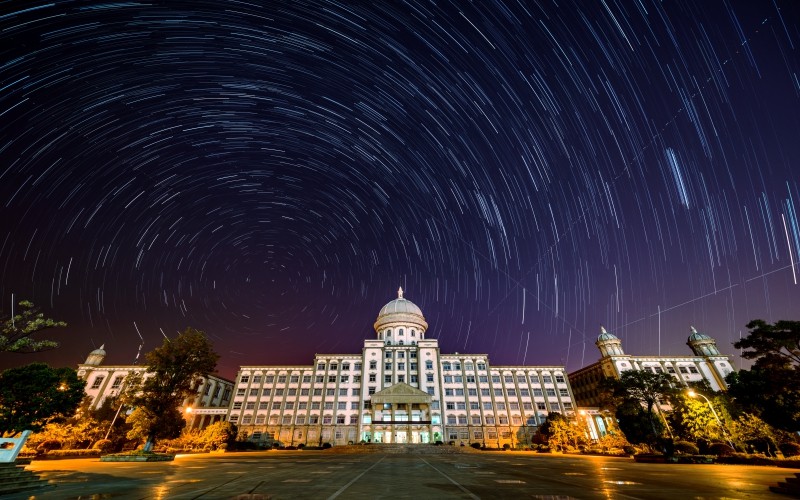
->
[[1, 1, 799, 377]]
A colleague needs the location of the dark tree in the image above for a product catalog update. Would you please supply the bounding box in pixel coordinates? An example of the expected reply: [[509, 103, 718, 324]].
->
[[0, 300, 66, 352], [727, 320, 800, 432], [735, 320, 800, 369], [125, 327, 219, 451], [0, 363, 85, 435]]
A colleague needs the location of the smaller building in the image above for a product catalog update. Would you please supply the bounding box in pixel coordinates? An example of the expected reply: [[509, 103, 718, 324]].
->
[[568, 326, 736, 409], [76, 345, 234, 430]]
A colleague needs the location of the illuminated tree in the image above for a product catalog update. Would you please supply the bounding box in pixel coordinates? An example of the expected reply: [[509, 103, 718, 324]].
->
[[539, 412, 586, 452], [669, 391, 729, 443], [0, 300, 66, 353]]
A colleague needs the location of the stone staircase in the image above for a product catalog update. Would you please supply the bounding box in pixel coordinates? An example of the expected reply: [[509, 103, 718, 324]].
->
[[0, 461, 48, 495], [326, 443, 478, 455], [771, 472, 800, 498]]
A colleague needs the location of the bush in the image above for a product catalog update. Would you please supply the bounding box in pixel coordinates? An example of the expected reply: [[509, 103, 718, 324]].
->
[[37, 440, 62, 452], [622, 446, 636, 455], [779, 442, 800, 457], [322, 442, 332, 449], [434, 441, 443, 446], [297, 443, 305, 449], [673, 441, 699, 455], [471, 442, 481, 449], [502, 443, 511, 450], [44, 449, 101, 457], [93, 439, 115, 453], [707, 443, 735, 456]]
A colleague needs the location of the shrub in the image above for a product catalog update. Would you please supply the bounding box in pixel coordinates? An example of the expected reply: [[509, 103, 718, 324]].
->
[[502, 443, 511, 450], [297, 443, 305, 449], [93, 439, 115, 453], [322, 442, 332, 449], [45, 449, 101, 457], [471, 442, 481, 449], [434, 441, 443, 446], [673, 441, 699, 455], [37, 440, 62, 452], [622, 446, 636, 455], [707, 443, 735, 456], [779, 442, 800, 457]]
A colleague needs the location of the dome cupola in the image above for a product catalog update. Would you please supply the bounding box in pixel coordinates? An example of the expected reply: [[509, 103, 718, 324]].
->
[[374, 287, 428, 344], [687, 326, 720, 356], [84, 344, 106, 366], [596, 326, 624, 357]]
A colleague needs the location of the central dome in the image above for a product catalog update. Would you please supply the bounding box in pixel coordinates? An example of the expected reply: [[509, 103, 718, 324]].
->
[[374, 287, 428, 333]]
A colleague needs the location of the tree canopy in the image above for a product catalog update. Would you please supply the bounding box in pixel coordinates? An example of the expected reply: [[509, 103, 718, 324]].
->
[[735, 320, 800, 369], [0, 363, 85, 435], [727, 320, 800, 432], [0, 300, 66, 353], [125, 327, 219, 450], [602, 370, 677, 445]]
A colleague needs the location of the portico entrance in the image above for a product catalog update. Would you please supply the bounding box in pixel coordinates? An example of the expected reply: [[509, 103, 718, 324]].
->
[[362, 383, 433, 444]]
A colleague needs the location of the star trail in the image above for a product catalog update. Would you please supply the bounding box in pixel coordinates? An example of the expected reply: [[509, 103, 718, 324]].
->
[[1, 0, 798, 378]]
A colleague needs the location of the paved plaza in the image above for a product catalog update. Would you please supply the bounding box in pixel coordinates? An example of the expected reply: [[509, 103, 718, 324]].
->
[[6, 450, 799, 499]]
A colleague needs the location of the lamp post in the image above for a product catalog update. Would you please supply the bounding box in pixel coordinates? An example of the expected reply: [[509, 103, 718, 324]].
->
[[687, 390, 734, 449]]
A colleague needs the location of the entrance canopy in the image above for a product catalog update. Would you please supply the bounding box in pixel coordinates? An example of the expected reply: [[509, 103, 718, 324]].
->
[[372, 382, 431, 405]]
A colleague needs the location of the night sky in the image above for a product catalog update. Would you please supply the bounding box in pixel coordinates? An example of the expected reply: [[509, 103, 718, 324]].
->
[[1, 1, 798, 380]]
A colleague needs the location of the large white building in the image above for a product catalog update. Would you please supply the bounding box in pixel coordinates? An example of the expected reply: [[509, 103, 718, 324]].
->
[[77, 345, 234, 429], [229, 289, 577, 448]]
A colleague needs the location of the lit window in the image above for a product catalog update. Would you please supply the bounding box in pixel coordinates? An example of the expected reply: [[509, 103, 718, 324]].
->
[[91, 376, 105, 389]]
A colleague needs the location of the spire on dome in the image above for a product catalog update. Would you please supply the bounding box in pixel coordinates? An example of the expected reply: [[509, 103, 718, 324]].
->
[[690, 326, 697, 334], [600, 326, 607, 334], [398, 286, 404, 299]]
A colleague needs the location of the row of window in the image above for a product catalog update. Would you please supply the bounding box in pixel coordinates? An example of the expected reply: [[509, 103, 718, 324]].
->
[[232, 412, 557, 427], [239, 363, 566, 385], [232, 414, 360, 425], [89, 374, 125, 390], [232, 398, 569, 414], [443, 387, 569, 398], [644, 365, 699, 375], [379, 328, 420, 338], [233, 400, 362, 411], [236, 382, 573, 402]]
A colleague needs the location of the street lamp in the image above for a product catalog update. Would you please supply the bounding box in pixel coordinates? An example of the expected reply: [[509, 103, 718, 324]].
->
[[686, 390, 735, 449]]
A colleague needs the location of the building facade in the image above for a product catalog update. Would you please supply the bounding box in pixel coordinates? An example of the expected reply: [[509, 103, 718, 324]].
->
[[568, 326, 736, 409], [229, 289, 577, 448], [77, 345, 234, 429]]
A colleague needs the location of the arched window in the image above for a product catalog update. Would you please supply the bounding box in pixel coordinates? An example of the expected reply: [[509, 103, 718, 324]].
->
[[411, 330, 416, 337], [399, 328, 404, 336], [399, 340, 404, 345], [447, 415, 457, 425], [386, 329, 392, 337], [458, 415, 467, 425]]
